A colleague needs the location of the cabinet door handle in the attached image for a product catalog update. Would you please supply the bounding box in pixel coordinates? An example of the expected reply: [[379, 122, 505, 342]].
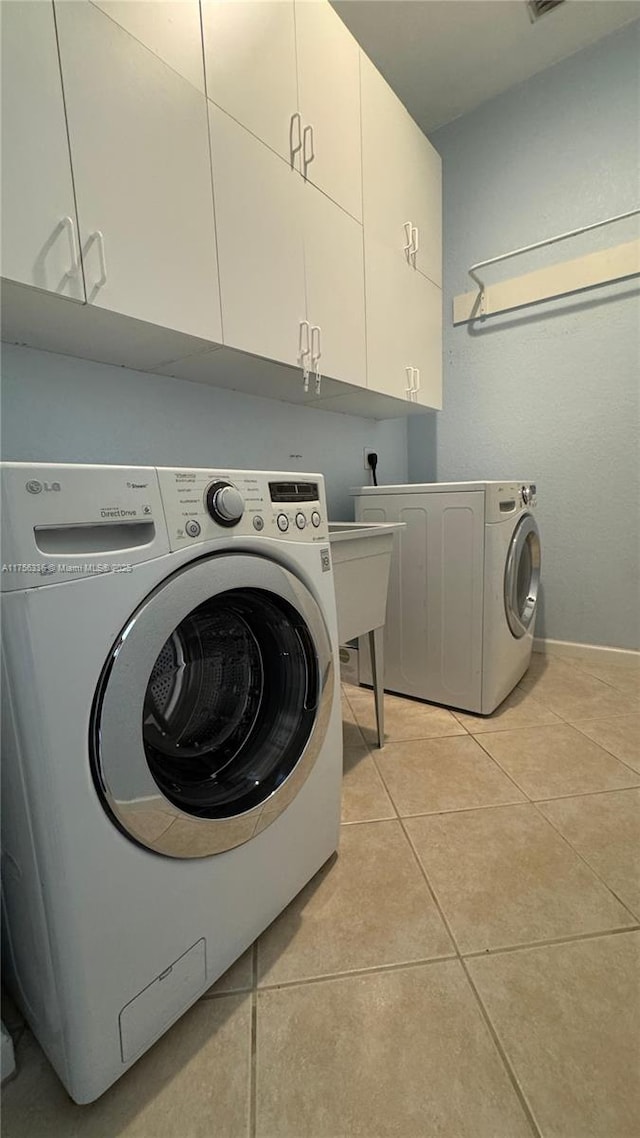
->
[[92, 230, 108, 288], [403, 221, 412, 261], [413, 367, 420, 401], [302, 124, 315, 174], [299, 319, 311, 391], [405, 365, 413, 399], [411, 225, 419, 267], [311, 325, 322, 394], [289, 111, 302, 168], [62, 215, 81, 281]]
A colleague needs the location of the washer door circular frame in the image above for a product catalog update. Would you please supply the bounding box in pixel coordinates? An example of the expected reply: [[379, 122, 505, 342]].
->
[[504, 513, 541, 639], [91, 552, 334, 858]]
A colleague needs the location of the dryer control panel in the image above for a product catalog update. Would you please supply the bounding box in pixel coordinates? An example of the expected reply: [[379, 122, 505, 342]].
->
[[485, 481, 537, 524], [157, 467, 329, 550]]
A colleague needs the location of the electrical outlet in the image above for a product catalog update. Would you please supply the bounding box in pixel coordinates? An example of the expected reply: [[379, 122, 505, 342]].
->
[[363, 448, 376, 470]]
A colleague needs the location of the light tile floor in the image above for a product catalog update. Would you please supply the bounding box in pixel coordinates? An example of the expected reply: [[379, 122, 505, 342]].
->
[[3, 653, 640, 1137]]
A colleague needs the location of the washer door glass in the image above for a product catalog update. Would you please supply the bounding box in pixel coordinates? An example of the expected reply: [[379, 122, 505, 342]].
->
[[92, 553, 334, 858], [143, 588, 316, 819], [504, 515, 541, 639]]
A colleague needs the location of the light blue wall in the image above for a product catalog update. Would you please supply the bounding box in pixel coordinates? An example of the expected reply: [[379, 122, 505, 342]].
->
[[0, 345, 407, 519], [414, 23, 640, 650]]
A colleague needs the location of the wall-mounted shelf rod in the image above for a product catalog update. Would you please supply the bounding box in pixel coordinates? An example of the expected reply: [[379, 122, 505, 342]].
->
[[468, 206, 640, 298], [453, 207, 640, 325]]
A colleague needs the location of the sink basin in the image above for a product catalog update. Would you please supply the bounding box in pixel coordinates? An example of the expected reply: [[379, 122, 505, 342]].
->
[[328, 521, 404, 644]]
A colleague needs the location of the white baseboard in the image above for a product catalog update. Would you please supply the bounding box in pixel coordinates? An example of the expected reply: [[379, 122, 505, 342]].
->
[[533, 637, 640, 667]]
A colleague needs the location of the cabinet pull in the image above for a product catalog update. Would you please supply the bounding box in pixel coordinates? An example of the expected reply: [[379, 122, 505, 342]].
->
[[302, 124, 315, 174], [289, 111, 302, 168], [299, 319, 311, 392], [86, 229, 108, 290], [411, 225, 419, 268], [405, 365, 414, 399], [62, 215, 81, 281], [311, 325, 322, 395], [413, 367, 420, 401], [403, 221, 412, 262]]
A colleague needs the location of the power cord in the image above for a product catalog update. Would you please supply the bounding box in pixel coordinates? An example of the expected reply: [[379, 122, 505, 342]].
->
[[367, 452, 378, 487]]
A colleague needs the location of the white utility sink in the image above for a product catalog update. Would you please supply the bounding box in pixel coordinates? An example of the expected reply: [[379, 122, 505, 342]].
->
[[328, 521, 404, 747], [328, 522, 404, 644]]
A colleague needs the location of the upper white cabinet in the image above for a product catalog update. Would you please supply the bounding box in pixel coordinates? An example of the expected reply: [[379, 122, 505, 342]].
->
[[361, 53, 442, 287], [209, 105, 366, 390], [0, 1, 84, 300], [201, 0, 298, 165], [55, 1, 222, 342], [209, 106, 305, 368], [202, 0, 362, 220], [91, 1, 206, 92], [303, 185, 366, 387], [294, 0, 362, 221], [2, 0, 441, 418], [365, 233, 442, 409]]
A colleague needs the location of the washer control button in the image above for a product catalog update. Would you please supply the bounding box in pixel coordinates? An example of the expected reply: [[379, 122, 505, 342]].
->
[[253, 516, 265, 532], [185, 519, 201, 538], [311, 510, 321, 528], [277, 513, 289, 532], [205, 480, 245, 527], [295, 512, 306, 530]]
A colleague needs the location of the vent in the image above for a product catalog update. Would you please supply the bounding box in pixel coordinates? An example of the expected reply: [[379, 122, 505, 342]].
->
[[527, 0, 565, 20]]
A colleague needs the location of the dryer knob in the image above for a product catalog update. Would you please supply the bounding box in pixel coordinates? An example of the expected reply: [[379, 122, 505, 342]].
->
[[522, 485, 530, 505], [205, 481, 245, 526]]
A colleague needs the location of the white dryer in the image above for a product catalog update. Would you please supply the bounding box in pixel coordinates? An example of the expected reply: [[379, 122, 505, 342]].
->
[[1, 463, 342, 1103], [354, 481, 541, 714]]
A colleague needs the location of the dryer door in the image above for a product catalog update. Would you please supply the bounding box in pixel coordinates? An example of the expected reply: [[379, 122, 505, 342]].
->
[[504, 514, 541, 639], [91, 553, 334, 857]]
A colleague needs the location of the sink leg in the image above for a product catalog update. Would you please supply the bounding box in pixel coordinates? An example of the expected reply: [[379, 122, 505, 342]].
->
[[368, 626, 385, 749]]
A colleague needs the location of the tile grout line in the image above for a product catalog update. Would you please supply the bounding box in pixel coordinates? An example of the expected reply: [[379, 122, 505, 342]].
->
[[248, 944, 258, 1138], [566, 719, 640, 780], [461, 922, 640, 960], [253, 953, 459, 994], [469, 733, 640, 923], [396, 813, 542, 1138], [459, 958, 543, 1138]]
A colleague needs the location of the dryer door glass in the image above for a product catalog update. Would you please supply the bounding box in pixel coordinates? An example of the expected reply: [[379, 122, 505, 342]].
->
[[92, 552, 334, 857], [504, 515, 541, 639], [142, 588, 317, 819]]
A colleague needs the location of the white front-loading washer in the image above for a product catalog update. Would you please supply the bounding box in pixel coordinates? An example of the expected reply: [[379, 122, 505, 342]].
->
[[353, 481, 541, 714], [1, 463, 341, 1103]]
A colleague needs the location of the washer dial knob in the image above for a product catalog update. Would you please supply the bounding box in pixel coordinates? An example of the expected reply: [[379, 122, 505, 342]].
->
[[205, 481, 245, 527], [522, 485, 530, 505]]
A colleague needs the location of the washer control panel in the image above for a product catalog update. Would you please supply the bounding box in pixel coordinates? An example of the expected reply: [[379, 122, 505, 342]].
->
[[157, 468, 328, 550]]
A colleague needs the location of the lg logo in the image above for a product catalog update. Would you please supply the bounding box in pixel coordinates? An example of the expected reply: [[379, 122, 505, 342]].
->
[[26, 480, 61, 494]]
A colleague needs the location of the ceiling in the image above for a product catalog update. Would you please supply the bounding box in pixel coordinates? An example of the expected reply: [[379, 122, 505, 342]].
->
[[332, 0, 640, 134]]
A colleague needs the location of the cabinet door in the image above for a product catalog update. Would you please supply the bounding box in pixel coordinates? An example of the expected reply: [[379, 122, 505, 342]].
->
[[304, 187, 365, 388], [55, 1, 221, 342], [361, 53, 441, 287], [364, 233, 442, 409], [0, 1, 84, 300], [209, 106, 306, 369], [295, 0, 361, 222], [91, 1, 205, 91], [202, 1, 298, 165], [408, 270, 442, 410]]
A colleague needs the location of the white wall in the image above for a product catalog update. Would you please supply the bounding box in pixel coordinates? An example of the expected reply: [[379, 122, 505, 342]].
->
[[0, 345, 407, 518], [412, 22, 640, 650]]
